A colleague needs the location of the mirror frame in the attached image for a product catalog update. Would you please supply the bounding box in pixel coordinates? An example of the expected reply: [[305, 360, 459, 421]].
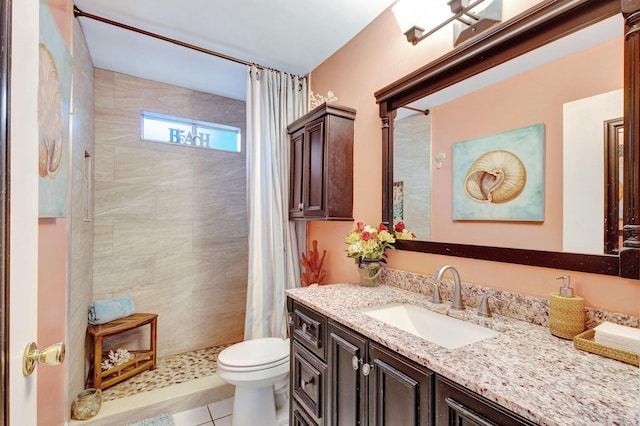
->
[[1, 0, 8, 420], [375, 0, 640, 279]]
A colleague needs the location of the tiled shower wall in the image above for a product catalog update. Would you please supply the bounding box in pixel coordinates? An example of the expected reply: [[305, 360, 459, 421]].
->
[[93, 70, 247, 357], [394, 113, 431, 240], [69, 17, 95, 404]]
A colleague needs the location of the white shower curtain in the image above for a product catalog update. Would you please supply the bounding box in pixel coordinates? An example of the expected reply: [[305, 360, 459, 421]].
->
[[245, 65, 308, 339]]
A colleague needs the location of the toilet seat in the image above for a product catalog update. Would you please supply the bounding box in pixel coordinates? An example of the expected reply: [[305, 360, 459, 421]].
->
[[218, 337, 289, 372]]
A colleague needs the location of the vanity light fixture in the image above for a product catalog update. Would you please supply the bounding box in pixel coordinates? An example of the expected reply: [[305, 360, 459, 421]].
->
[[434, 152, 446, 169], [395, 0, 502, 46]]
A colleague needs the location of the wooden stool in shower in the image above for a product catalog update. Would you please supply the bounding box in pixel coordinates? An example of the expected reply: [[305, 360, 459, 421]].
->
[[87, 313, 158, 390]]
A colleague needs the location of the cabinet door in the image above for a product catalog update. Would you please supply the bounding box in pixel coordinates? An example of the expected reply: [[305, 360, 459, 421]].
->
[[436, 376, 536, 426], [289, 128, 305, 218], [303, 119, 326, 217], [368, 343, 434, 426], [327, 322, 368, 426]]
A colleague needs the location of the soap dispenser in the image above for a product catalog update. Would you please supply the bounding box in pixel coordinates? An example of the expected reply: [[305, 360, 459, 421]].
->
[[549, 275, 585, 339]]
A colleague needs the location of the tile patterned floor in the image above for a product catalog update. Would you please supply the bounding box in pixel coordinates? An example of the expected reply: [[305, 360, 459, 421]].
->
[[102, 343, 236, 402], [173, 398, 234, 426]]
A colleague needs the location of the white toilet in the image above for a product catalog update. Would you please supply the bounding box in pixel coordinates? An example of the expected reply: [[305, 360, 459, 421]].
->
[[217, 337, 290, 426]]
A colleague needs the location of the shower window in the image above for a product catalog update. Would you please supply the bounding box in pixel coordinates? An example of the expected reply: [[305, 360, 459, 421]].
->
[[141, 111, 241, 152]]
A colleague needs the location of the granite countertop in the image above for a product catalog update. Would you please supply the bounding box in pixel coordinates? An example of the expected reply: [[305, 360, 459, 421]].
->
[[286, 283, 639, 426]]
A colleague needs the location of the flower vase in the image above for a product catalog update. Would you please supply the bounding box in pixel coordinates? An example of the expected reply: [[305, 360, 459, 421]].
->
[[358, 260, 382, 287]]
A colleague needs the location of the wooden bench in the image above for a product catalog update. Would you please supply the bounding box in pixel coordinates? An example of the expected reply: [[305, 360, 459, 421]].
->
[[87, 313, 158, 390]]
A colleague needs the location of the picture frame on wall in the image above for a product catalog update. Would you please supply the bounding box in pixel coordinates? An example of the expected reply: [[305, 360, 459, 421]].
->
[[452, 123, 545, 221], [38, 0, 72, 218]]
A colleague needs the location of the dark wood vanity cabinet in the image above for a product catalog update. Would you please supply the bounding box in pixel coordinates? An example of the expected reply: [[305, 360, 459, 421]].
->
[[290, 300, 328, 425], [288, 298, 534, 426], [326, 321, 368, 425], [287, 103, 355, 221], [368, 343, 434, 425], [435, 376, 537, 426], [327, 321, 434, 426]]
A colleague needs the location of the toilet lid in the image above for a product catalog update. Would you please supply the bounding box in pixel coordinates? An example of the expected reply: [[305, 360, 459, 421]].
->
[[218, 337, 289, 369]]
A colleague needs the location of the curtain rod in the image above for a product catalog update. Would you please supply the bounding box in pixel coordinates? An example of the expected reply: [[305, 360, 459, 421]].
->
[[401, 105, 429, 115], [73, 5, 289, 75]]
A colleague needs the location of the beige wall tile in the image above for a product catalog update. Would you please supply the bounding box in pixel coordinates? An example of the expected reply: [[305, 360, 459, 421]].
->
[[94, 180, 157, 219], [69, 19, 96, 402], [94, 70, 247, 357]]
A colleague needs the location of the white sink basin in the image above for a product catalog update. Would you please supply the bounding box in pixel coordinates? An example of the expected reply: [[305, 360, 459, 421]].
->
[[360, 303, 500, 350]]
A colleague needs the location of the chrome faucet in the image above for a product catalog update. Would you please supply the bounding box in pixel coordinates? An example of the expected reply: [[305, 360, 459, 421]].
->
[[428, 280, 443, 304], [434, 265, 465, 310], [477, 293, 500, 317]]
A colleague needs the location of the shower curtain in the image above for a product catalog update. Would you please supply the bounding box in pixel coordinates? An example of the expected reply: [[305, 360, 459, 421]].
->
[[245, 65, 308, 339]]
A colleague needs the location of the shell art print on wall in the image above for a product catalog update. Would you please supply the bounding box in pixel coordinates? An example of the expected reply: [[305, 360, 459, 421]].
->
[[452, 123, 544, 221], [464, 150, 526, 204], [38, 0, 72, 217]]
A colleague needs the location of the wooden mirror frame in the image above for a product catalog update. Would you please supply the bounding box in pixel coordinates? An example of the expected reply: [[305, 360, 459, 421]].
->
[[375, 0, 640, 279], [1, 0, 9, 422]]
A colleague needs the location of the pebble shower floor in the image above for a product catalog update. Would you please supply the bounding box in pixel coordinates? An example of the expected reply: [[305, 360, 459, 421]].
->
[[101, 343, 236, 402]]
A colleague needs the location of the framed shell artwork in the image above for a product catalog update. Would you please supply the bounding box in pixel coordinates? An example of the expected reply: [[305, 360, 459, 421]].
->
[[452, 123, 544, 221], [38, 0, 72, 217]]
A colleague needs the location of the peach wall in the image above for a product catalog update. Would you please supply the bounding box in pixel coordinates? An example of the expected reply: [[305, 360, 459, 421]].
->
[[309, 4, 640, 317], [46, 0, 71, 47], [37, 219, 68, 426], [39, 2, 72, 425]]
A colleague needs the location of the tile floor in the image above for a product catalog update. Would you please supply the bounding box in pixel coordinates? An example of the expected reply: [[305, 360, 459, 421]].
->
[[172, 397, 234, 426]]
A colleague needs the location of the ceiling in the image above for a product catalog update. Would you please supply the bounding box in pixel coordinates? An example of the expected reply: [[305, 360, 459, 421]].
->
[[74, 0, 397, 101]]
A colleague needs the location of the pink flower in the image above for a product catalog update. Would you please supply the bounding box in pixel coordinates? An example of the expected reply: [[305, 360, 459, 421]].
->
[[378, 223, 388, 231], [361, 231, 371, 241], [394, 222, 406, 232], [357, 221, 365, 231]]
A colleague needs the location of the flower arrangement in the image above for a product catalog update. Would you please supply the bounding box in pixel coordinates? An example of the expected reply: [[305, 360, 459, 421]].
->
[[345, 221, 415, 265]]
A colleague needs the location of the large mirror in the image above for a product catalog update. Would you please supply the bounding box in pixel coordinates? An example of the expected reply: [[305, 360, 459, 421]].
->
[[376, 0, 640, 278]]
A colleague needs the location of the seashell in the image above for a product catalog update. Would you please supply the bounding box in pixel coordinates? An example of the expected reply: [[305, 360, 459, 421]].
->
[[38, 44, 64, 178], [464, 150, 526, 203]]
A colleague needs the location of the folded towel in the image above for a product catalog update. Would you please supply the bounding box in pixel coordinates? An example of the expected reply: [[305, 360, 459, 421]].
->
[[88, 296, 135, 325], [594, 321, 640, 354]]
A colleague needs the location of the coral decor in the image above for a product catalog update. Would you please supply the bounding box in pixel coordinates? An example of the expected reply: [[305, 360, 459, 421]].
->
[[300, 240, 327, 286], [101, 348, 134, 371], [309, 90, 338, 109]]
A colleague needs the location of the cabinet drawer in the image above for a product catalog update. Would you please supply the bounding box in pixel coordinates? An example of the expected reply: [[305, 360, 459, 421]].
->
[[436, 376, 536, 426], [292, 341, 326, 425], [292, 399, 320, 426], [292, 303, 326, 359]]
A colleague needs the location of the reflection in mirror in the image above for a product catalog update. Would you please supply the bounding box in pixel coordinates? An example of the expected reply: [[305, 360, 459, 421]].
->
[[604, 118, 624, 255], [391, 14, 623, 255], [563, 89, 622, 255], [393, 113, 431, 240]]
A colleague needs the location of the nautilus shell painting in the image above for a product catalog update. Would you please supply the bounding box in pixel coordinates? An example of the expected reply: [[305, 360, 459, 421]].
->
[[463, 150, 526, 204], [39, 44, 64, 179], [38, 0, 72, 217], [452, 123, 544, 221]]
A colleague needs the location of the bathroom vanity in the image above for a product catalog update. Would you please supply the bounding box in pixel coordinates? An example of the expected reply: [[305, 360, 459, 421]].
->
[[286, 283, 639, 426]]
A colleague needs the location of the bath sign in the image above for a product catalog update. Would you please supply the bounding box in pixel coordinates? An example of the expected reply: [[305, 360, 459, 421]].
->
[[141, 111, 241, 153]]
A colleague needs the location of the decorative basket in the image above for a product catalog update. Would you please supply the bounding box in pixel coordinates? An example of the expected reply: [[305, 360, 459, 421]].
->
[[573, 329, 639, 367]]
